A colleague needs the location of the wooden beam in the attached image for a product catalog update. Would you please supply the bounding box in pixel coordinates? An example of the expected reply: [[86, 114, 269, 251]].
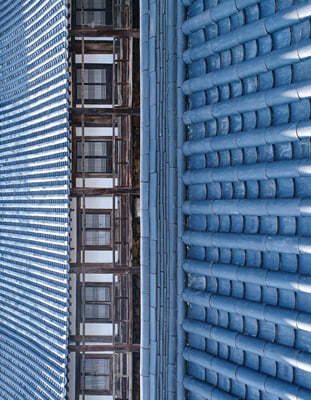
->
[[71, 40, 114, 54], [70, 28, 140, 38], [70, 263, 140, 274], [70, 113, 113, 127], [69, 344, 140, 352], [70, 107, 140, 117], [71, 187, 140, 196], [70, 335, 113, 343]]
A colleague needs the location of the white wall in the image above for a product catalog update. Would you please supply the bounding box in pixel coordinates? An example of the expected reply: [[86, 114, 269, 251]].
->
[[80, 323, 113, 336], [75, 37, 113, 41], [76, 178, 114, 188], [84, 274, 113, 282], [75, 54, 113, 64], [76, 127, 114, 136], [85, 196, 114, 209], [83, 250, 115, 263]]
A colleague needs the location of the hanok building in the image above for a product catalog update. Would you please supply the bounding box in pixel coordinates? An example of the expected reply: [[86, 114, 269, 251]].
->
[[0, 0, 139, 400], [3, 1, 311, 400], [67, 1, 140, 399], [0, 2, 71, 400]]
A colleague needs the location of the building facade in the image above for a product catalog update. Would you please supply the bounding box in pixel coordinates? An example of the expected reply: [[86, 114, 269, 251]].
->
[[0, 1, 140, 400], [4, 0, 311, 400], [67, 1, 140, 399]]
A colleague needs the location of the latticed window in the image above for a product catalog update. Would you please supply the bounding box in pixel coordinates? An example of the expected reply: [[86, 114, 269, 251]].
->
[[86, 285, 111, 302], [85, 230, 110, 246], [81, 356, 112, 394], [75, 0, 113, 27], [76, 141, 113, 174], [76, 64, 113, 104], [80, 211, 112, 246], [81, 284, 112, 322]]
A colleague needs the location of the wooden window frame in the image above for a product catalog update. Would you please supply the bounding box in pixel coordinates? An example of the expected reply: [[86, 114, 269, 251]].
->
[[75, 63, 113, 105], [73, 0, 113, 28], [73, 137, 114, 178], [78, 208, 113, 250], [79, 282, 113, 323], [78, 353, 113, 396]]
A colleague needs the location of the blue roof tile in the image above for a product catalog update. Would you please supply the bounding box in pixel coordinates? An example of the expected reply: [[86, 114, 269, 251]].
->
[[141, 0, 311, 399], [0, 1, 70, 398]]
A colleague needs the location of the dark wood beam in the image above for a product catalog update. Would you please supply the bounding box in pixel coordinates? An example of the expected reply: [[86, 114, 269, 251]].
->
[[70, 335, 113, 343], [70, 263, 140, 274], [69, 344, 140, 352], [71, 187, 140, 196], [70, 28, 140, 38], [70, 113, 113, 127], [71, 40, 113, 54], [70, 107, 140, 117]]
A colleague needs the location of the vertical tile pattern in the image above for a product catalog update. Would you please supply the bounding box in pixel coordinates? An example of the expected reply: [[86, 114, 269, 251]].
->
[[140, 0, 178, 398], [141, 0, 311, 398], [0, 1, 70, 399]]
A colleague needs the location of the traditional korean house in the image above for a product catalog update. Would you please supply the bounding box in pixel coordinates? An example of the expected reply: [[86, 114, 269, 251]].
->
[[0, 0, 140, 399], [2, 0, 311, 400]]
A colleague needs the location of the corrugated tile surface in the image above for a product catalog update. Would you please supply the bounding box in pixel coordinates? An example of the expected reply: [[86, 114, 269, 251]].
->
[[182, 0, 311, 399], [0, 0, 70, 399], [141, 0, 311, 399], [140, 0, 179, 398]]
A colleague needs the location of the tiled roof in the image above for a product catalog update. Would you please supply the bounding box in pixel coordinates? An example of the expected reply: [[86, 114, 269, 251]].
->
[[140, 0, 181, 397], [0, 1, 70, 399], [141, 0, 311, 399]]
